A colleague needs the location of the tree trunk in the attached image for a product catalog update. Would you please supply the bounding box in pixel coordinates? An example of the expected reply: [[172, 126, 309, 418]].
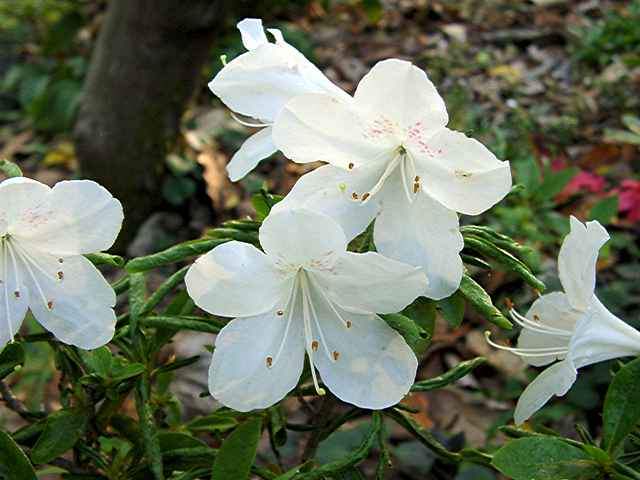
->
[[73, 0, 226, 249]]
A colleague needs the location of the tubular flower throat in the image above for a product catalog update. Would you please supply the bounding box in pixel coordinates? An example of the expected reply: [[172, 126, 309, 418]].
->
[[486, 216, 640, 424]]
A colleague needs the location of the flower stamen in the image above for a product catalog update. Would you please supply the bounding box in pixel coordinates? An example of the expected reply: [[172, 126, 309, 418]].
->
[[509, 308, 573, 337], [484, 331, 568, 358]]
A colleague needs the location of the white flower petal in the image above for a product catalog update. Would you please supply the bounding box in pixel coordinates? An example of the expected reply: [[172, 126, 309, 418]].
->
[[185, 241, 291, 318], [271, 164, 381, 240], [273, 93, 392, 170], [310, 252, 427, 314], [210, 43, 348, 123], [354, 59, 448, 135], [226, 127, 277, 182], [0, 177, 51, 225], [209, 307, 305, 411], [570, 296, 640, 369], [413, 129, 512, 215], [20, 253, 117, 349], [259, 209, 347, 267], [0, 250, 29, 348], [237, 18, 268, 50], [13, 180, 123, 256], [374, 173, 464, 300], [558, 217, 609, 311], [514, 359, 577, 425], [307, 290, 417, 409], [517, 292, 581, 367]]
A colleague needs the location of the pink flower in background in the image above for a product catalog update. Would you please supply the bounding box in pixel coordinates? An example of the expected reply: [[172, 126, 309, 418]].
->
[[617, 179, 640, 223], [551, 159, 607, 199], [566, 171, 606, 195]]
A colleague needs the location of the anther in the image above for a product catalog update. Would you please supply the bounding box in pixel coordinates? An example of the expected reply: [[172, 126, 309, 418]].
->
[[361, 192, 370, 201], [47, 301, 54, 310], [333, 351, 340, 361], [533, 314, 540, 322], [14, 291, 20, 299], [58, 258, 64, 264], [413, 183, 420, 193], [311, 340, 319, 352], [276, 309, 284, 316], [57, 271, 64, 280], [266, 356, 273, 368], [348, 162, 354, 170], [414, 176, 420, 182], [351, 192, 359, 200], [346, 320, 352, 328]]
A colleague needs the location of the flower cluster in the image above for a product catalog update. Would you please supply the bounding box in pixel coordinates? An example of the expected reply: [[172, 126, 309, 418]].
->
[[3, 17, 638, 424]]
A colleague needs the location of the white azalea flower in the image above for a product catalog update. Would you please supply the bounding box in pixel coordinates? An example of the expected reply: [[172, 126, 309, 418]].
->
[[486, 216, 640, 424], [0, 177, 123, 349], [209, 18, 349, 181], [185, 209, 427, 411], [271, 59, 512, 299]]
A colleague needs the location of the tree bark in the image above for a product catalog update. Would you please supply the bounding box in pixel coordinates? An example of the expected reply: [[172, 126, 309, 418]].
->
[[73, 0, 226, 249]]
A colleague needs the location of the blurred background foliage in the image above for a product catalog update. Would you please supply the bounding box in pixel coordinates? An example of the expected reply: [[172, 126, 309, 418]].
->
[[1, 0, 640, 478]]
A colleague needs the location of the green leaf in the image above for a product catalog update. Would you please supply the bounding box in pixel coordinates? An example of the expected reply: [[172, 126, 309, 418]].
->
[[458, 275, 512, 329], [110, 361, 146, 383], [623, 114, 640, 135], [80, 346, 112, 378], [268, 405, 287, 449], [158, 432, 207, 453], [589, 196, 619, 224], [463, 235, 545, 292], [538, 460, 602, 479], [403, 296, 437, 334], [603, 357, 640, 454], [534, 167, 579, 201], [492, 437, 590, 480], [296, 412, 382, 480], [140, 315, 224, 334], [438, 292, 465, 328], [604, 128, 640, 145], [0, 430, 37, 480], [31, 409, 88, 464], [187, 410, 241, 434], [206, 228, 260, 245], [251, 190, 283, 221], [211, 417, 263, 480], [411, 357, 486, 392], [136, 377, 164, 480], [381, 313, 431, 355], [126, 239, 228, 273], [85, 252, 124, 267], [140, 266, 189, 317], [0, 343, 26, 379], [0, 159, 23, 178]]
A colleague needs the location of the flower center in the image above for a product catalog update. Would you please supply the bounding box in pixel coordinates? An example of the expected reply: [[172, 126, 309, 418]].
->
[[0, 236, 64, 333], [349, 147, 422, 205], [265, 269, 352, 396]]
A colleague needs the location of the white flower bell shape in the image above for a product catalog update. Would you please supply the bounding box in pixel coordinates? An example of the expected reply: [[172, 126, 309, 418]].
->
[[271, 59, 512, 299], [486, 217, 640, 424], [209, 18, 349, 181], [0, 177, 123, 349], [185, 209, 428, 411]]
